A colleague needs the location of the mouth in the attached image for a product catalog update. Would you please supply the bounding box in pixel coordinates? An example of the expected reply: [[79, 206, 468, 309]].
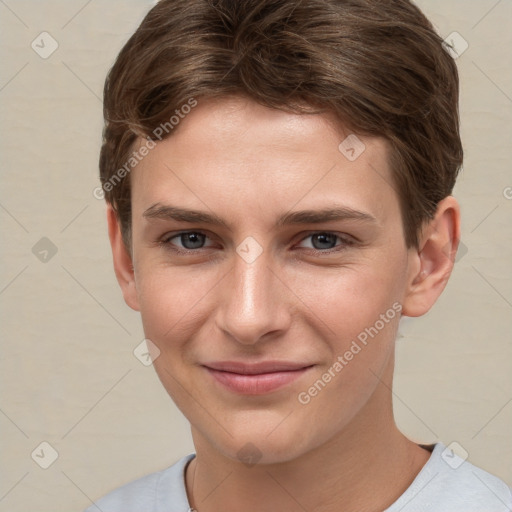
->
[[202, 361, 315, 395]]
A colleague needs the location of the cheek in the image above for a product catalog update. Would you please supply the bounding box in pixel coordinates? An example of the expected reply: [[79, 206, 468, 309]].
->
[[135, 262, 218, 340], [286, 259, 403, 340], [135, 266, 208, 412]]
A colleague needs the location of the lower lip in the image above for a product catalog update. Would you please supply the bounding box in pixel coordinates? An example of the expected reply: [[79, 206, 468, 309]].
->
[[205, 367, 312, 395]]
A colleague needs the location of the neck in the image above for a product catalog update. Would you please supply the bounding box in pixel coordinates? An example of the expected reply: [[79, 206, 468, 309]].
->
[[185, 361, 430, 512]]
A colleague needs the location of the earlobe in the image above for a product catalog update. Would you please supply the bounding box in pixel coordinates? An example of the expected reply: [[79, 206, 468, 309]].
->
[[106, 204, 140, 312], [401, 196, 461, 318]]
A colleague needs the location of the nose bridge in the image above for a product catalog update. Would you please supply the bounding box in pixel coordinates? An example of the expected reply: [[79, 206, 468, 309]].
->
[[216, 244, 287, 345]]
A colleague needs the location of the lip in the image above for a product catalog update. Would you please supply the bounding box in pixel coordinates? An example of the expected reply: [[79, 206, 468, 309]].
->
[[203, 361, 314, 395]]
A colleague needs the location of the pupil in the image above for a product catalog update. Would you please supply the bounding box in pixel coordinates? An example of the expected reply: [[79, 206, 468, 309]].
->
[[313, 233, 336, 250]]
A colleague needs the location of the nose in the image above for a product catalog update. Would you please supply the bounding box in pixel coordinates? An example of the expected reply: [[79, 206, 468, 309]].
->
[[215, 247, 292, 346]]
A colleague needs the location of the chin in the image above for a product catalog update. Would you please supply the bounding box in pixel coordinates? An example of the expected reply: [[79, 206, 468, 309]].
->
[[220, 436, 307, 466], [199, 410, 327, 467]]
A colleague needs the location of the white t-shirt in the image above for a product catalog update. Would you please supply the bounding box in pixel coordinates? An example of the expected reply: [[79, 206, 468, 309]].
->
[[84, 443, 512, 511]]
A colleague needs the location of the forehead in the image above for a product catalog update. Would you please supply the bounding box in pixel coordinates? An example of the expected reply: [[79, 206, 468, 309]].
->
[[131, 97, 396, 226]]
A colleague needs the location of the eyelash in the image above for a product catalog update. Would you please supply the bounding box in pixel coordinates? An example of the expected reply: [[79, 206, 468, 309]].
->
[[158, 231, 356, 256]]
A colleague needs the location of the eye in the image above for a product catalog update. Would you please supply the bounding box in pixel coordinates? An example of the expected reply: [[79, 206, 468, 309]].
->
[[158, 230, 355, 255], [296, 232, 354, 252], [160, 231, 214, 252]]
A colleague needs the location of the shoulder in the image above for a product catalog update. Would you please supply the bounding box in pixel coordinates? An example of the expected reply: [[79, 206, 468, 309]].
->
[[386, 443, 512, 512], [83, 453, 195, 512]]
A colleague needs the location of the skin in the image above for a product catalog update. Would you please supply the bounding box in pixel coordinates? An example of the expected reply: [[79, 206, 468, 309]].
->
[[107, 96, 460, 511]]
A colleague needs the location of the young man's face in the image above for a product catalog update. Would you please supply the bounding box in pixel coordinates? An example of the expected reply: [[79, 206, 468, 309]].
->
[[111, 96, 439, 464]]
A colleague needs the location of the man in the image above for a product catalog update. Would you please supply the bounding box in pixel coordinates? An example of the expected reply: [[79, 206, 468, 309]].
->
[[87, 0, 512, 510]]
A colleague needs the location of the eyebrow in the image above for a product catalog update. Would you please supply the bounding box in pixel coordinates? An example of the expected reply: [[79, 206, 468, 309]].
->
[[142, 203, 377, 229]]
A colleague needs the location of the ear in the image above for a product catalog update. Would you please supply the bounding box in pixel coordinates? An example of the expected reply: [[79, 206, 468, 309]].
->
[[106, 204, 140, 311], [402, 196, 461, 317]]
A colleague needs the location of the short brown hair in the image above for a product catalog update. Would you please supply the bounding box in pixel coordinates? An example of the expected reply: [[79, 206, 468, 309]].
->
[[100, 0, 463, 251]]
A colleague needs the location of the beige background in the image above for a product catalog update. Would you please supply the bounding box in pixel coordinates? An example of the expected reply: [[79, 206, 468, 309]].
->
[[0, 0, 511, 510]]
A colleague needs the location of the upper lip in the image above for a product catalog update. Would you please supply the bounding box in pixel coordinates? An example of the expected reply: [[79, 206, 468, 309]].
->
[[203, 361, 313, 375]]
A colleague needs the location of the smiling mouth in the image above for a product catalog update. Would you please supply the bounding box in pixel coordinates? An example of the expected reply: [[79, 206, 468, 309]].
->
[[203, 361, 314, 395]]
